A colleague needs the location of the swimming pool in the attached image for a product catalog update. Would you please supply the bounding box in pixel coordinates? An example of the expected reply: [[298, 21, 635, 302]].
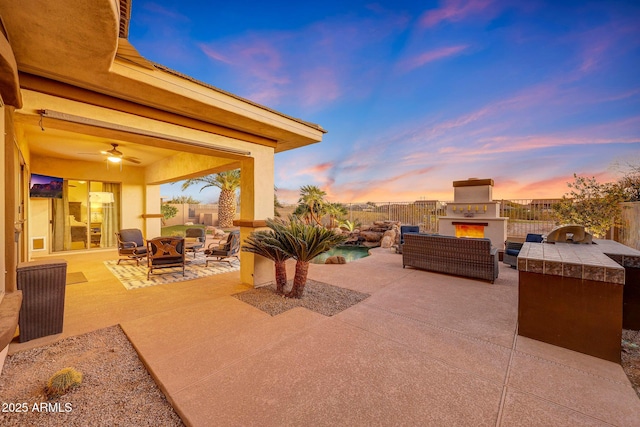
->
[[311, 245, 371, 264]]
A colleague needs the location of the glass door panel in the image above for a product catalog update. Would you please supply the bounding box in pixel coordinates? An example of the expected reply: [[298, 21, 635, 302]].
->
[[52, 180, 120, 252], [68, 180, 89, 250]]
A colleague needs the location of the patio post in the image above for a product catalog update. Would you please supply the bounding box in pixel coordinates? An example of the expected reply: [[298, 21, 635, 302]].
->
[[236, 148, 275, 287]]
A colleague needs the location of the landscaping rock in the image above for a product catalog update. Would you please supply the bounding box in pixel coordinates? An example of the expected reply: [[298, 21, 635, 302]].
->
[[360, 231, 383, 242], [325, 256, 347, 264], [381, 235, 393, 248]]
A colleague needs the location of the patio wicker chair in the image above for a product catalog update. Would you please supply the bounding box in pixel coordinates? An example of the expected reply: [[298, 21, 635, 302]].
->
[[396, 225, 420, 254], [204, 230, 240, 266], [184, 227, 206, 258], [146, 237, 186, 279], [503, 233, 543, 268], [115, 229, 148, 265]]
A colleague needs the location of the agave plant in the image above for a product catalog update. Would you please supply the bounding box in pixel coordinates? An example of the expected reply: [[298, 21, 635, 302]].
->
[[338, 219, 361, 232], [276, 217, 347, 298], [242, 220, 291, 293]]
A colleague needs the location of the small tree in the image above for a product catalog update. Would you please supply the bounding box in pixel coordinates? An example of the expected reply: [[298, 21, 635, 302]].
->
[[242, 220, 292, 293], [274, 186, 284, 217], [296, 185, 327, 225], [618, 164, 640, 202], [276, 217, 347, 298], [161, 203, 178, 226], [325, 202, 348, 228], [552, 174, 626, 238]]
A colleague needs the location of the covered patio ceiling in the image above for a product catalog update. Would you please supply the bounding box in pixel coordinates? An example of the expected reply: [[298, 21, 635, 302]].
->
[[24, 126, 177, 169], [15, 109, 243, 183]]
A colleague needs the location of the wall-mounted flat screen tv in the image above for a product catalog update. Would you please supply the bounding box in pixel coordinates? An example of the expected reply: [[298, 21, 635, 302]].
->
[[30, 174, 63, 199]]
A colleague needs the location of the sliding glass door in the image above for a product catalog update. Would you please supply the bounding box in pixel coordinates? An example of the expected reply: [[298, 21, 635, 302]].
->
[[52, 180, 120, 252]]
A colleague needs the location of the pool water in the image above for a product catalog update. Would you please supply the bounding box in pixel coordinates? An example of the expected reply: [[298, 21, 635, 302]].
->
[[311, 246, 371, 264]]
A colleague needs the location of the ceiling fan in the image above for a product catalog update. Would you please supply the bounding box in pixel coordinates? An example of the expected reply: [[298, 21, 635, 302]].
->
[[97, 143, 141, 164]]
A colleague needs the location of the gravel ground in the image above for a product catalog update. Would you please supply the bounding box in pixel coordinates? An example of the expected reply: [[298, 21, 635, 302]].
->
[[0, 326, 183, 427], [233, 279, 370, 316], [622, 329, 640, 399]]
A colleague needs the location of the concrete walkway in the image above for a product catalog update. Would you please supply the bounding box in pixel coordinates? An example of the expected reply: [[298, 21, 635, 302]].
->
[[11, 248, 640, 426]]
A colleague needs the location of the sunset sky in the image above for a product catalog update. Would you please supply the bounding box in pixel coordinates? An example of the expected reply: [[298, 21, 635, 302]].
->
[[129, 0, 640, 204]]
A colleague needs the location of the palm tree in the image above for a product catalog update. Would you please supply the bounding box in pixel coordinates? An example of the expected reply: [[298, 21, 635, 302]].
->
[[297, 185, 327, 225], [181, 170, 240, 228], [242, 220, 291, 293], [324, 202, 348, 228], [276, 217, 347, 298], [274, 186, 284, 217]]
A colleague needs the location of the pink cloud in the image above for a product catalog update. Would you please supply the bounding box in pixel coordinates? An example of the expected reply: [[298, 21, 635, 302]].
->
[[299, 67, 341, 106], [398, 45, 469, 72], [199, 45, 232, 64], [196, 10, 409, 109], [501, 170, 621, 200], [297, 162, 334, 175], [420, 0, 496, 28], [561, 16, 640, 77], [142, 3, 191, 22]]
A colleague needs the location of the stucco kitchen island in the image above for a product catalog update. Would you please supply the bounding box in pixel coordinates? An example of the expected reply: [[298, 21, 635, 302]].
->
[[517, 240, 627, 363]]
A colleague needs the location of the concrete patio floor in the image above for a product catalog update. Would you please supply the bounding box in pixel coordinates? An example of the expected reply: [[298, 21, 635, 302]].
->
[[9, 247, 640, 426]]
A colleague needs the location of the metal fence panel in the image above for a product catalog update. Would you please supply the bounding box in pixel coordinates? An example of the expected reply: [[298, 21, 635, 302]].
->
[[279, 199, 563, 237]]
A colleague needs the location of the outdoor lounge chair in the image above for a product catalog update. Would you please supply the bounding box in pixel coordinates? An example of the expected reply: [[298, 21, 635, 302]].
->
[[146, 237, 186, 279], [184, 227, 206, 258], [204, 230, 240, 266], [396, 225, 420, 254], [503, 233, 543, 268], [115, 229, 148, 265]]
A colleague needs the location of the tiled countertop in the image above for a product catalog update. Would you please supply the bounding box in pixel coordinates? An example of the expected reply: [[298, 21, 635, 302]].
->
[[517, 242, 626, 284]]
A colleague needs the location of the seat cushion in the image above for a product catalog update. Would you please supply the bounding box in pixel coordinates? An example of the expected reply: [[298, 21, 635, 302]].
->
[[525, 233, 544, 243], [152, 257, 183, 265], [119, 229, 144, 246], [505, 249, 520, 256]]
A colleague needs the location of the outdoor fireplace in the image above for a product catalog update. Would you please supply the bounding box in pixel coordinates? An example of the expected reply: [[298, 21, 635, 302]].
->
[[438, 178, 508, 250]]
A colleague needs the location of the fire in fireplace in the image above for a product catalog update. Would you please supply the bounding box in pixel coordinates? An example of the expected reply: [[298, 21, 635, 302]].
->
[[454, 222, 487, 238]]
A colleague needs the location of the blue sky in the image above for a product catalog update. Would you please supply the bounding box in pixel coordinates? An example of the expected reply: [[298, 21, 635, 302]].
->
[[129, 0, 640, 204]]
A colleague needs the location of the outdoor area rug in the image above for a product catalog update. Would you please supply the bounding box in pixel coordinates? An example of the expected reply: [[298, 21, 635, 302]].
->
[[104, 255, 239, 290], [66, 271, 88, 285]]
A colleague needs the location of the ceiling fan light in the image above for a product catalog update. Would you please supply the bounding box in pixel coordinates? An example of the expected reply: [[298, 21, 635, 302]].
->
[[107, 156, 122, 163]]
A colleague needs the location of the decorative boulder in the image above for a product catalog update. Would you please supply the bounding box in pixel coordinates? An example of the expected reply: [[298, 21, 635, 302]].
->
[[383, 229, 397, 241], [325, 256, 346, 264], [381, 235, 393, 248], [359, 231, 383, 242]]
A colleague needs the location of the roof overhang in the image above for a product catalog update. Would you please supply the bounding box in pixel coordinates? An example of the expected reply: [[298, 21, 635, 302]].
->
[[0, 0, 325, 152]]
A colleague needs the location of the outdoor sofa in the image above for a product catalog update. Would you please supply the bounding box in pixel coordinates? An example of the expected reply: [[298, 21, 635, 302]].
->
[[402, 233, 499, 283]]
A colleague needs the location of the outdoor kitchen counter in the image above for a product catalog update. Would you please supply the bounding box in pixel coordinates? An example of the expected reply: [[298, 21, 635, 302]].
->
[[517, 241, 626, 363], [517, 241, 626, 284]]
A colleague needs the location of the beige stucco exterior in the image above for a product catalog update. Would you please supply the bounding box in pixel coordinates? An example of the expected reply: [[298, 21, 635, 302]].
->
[[0, 0, 325, 297]]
